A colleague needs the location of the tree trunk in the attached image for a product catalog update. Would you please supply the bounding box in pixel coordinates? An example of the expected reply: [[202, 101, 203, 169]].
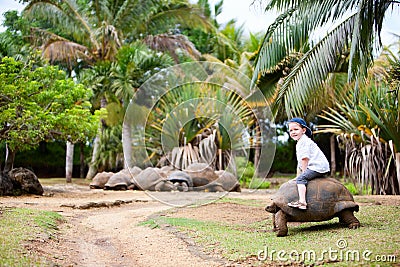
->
[[80, 142, 85, 178], [330, 134, 336, 177], [66, 141, 74, 183], [86, 128, 101, 179], [3, 144, 16, 174], [87, 97, 107, 179], [253, 114, 261, 177], [122, 119, 132, 169], [396, 152, 400, 194]]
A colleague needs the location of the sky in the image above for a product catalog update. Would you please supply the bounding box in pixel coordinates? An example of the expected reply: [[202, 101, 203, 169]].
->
[[0, 0, 399, 47]]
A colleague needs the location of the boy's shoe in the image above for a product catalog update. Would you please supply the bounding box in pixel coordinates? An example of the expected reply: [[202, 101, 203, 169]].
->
[[288, 201, 307, 210]]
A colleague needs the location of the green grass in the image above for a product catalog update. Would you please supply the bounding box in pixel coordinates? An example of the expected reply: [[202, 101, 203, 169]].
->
[[142, 201, 399, 266], [0, 207, 63, 266], [216, 197, 265, 207]]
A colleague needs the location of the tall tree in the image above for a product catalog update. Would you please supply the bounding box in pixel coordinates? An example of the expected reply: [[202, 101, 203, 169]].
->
[[252, 0, 399, 118], [80, 42, 174, 177], [0, 10, 31, 59], [0, 56, 100, 178]]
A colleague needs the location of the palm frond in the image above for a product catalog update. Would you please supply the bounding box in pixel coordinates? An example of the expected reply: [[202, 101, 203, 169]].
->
[[347, 0, 391, 83], [24, 0, 98, 48], [144, 34, 201, 62], [42, 39, 92, 65], [275, 15, 355, 117], [252, 7, 297, 81], [253, 0, 357, 82]]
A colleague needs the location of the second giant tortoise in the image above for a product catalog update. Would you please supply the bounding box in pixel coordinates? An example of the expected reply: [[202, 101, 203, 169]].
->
[[265, 178, 360, 237], [167, 171, 193, 192], [104, 169, 132, 190], [90, 172, 113, 189], [133, 167, 175, 191]]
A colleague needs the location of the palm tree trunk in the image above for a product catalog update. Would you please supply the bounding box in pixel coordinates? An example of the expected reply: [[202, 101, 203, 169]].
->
[[86, 97, 107, 179], [254, 128, 261, 177], [80, 142, 85, 178], [122, 120, 132, 169], [395, 152, 400, 194], [330, 134, 336, 177], [66, 141, 74, 183], [86, 128, 101, 179], [3, 144, 15, 174]]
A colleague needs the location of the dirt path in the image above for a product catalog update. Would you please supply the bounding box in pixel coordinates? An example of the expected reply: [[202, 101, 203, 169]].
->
[[1, 184, 272, 267], [5, 184, 398, 267]]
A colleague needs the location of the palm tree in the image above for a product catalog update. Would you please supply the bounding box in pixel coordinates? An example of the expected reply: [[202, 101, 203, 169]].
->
[[317, 48, 400, 194], [183, 0, 242, 63], [252, 0, 398, 118], [141, 82, 257, 172], [80, 42, 174, 177], [122, 61, 274, 180], [21, 0, 213, 69]]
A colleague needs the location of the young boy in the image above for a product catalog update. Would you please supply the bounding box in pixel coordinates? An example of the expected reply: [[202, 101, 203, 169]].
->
[[287, 118, 330, 210]]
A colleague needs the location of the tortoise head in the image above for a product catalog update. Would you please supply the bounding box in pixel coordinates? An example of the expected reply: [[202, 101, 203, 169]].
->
[[265, 203, 279, 213], [155, 180, 175, 191]]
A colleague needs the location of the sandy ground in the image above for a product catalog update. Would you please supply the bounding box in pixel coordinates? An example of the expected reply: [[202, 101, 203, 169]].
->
[[2, 183, 400, 267]]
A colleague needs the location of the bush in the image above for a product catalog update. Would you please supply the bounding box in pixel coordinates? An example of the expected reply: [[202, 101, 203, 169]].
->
[[235, 157, 270, 189], [344, 182, 372, 195], [247, 178, 271, 189], [271, 140, 297, 173]]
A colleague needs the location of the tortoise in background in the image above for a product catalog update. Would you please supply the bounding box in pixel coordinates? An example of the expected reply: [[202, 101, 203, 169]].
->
[[90, 172, 113, 189], [265, 178, 360, 237]]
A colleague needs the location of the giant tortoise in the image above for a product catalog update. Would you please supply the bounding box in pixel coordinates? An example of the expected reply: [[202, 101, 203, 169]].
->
[[133, 167, 175, 191], [90, 171, 114, 189], [167, 171, 193, 192], [265, 178, 360, 237]]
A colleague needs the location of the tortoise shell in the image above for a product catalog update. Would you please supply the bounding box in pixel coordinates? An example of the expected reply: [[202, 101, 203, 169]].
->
[[270, 178, 359, 222], [89, 171, 113, 189], [104, 170, 132, 190]]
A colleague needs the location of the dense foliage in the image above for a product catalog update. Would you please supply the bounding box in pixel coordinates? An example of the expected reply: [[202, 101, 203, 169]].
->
[[0, 56, 101, 170]]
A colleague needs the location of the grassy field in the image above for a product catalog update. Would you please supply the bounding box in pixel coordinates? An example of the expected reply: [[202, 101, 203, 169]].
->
[[142, 198, 399, 266], [0, 207, 63, 266]]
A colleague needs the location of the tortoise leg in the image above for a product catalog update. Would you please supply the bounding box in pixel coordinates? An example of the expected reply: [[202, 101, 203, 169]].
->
[[275, 210, 288, 237], [271, 213, 278, 232], [338, 209, 360, 229]]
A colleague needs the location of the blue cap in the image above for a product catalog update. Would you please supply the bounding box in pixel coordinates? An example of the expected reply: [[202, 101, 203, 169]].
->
[[288, 118, 312, 138]]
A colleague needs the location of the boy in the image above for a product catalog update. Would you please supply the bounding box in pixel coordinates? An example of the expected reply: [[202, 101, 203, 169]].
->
[[287, 118, 330, 210]]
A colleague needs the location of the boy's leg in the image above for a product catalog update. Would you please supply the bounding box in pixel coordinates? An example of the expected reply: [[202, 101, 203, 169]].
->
[[288, 172, 308, 209], [288, 169, 322, 209], [297, 184, 307, 204], [295, 171, 309, 204]]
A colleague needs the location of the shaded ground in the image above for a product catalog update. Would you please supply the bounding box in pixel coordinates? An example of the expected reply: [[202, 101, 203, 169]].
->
[[1, 182, 400, 267]]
